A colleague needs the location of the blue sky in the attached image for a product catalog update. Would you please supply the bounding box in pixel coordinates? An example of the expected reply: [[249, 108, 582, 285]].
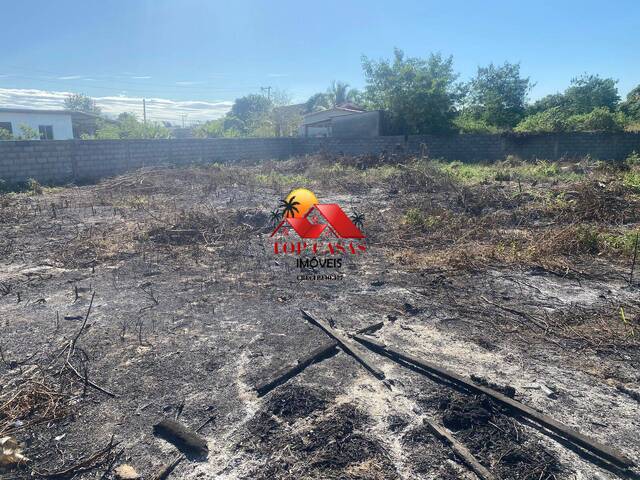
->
[[1, 0, 638, 123]]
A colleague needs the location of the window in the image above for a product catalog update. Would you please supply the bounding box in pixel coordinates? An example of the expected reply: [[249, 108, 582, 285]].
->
[[38, 125, 54, 140], [0, 122, 12, 134]]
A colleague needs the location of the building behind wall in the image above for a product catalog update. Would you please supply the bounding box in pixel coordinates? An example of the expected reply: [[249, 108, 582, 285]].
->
[[299, 106, 383, 138], [0, 108, 108, 140]]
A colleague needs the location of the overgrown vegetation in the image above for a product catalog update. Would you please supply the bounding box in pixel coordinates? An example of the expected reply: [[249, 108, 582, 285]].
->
[[92, 112, 171, 139]]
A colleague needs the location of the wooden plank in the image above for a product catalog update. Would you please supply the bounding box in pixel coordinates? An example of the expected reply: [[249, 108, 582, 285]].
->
[[354, 335, 634, 469], [301, 309, 385, 380], [255, 320, 387, 397], [255, 340, 339, 397], [424, 418, 496, 480]]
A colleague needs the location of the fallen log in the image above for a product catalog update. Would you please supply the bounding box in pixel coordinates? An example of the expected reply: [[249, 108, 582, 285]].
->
[[354, 334, 634, 470], [255, 340, 339, 397], [151, 416, 214, 480], [424, 418, 496, 480], [301, 309, 385, 380], [153, 419, 208, 457]]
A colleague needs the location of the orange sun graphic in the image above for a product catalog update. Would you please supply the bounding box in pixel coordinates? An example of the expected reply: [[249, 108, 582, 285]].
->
[[282, 188, 318, 218]]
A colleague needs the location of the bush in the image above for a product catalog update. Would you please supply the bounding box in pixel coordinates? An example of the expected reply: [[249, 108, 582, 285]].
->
[[454, 114, 502, 133], [516, 106, 629, 133], [0, 128, 13, 140], [624, 151, 640, 168], [26, 178, 43, 195], [566, 107, 626, 132], [514, 107, 569, 132]]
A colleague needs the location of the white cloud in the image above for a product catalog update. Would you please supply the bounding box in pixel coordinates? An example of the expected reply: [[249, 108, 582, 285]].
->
[[57, 75, 83, 80], [131, 76, 151, 80], [0, 87, 232, 124]]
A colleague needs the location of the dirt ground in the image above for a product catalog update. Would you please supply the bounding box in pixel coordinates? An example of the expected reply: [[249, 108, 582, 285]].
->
[[1, 153, 639, 479]]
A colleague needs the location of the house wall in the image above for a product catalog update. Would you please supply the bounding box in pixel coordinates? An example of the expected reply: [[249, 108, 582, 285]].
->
[[1, 133, 640, 184], [331, 111, 381, 138], [0, 112, 74, 140]]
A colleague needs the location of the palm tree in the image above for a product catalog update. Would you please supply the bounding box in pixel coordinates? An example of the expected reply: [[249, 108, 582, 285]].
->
[[351, 210, 365, 230], [270, 208, 282, 227], [304, 81, 362, 113], [280, 196, 301, 218], [329, 81, 351, 106]]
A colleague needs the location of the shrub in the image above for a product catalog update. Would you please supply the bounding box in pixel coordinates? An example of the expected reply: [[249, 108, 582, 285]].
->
[[514, 107, 569, 133], [18, 124, 39, 140], [0, 128, 13, 140], [26, 178, 43, 195], [566, 107, 626, 132], [454, 114, 502, 133], [625, 151, 640, 168]]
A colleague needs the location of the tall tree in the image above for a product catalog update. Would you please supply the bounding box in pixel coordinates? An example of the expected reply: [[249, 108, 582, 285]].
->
[[304, 81, 361, 113], [226, 94, 273, 135], [526, 93, 570, 116], [64, 93, 102, 115], [464, 62, 532, 129], [620, 84, 640, 120], [564, 74, 619, 114], [361, 48, 459, 134]]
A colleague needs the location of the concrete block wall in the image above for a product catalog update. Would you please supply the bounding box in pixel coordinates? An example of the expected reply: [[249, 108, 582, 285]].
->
[[1, 133, 640, 185]]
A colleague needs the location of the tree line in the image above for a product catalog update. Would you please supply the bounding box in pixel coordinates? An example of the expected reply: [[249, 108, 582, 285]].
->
[[196, 48, 640, 137], [4, 49, 638, 140]]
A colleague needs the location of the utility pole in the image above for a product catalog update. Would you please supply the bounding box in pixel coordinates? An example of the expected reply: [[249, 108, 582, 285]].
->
[[143, 98, 147, 125], [180, 114, 187, 128], [260, 86, 272, 101]]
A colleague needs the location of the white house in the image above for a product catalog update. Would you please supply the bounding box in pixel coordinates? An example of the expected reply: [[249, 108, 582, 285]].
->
[[0, 108, 75, 140]]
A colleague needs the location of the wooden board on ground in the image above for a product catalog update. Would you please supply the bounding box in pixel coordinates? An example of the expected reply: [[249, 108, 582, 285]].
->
[[424, 418, 496, 480], [354, 334, 634, 470], [301, 309, 385, 380]]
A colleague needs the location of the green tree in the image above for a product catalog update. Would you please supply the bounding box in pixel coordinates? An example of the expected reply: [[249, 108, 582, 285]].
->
[[304, 92, 331, 113], [620, 84, 640, 120], [361, 48, 459, 134], [463, 62, 532, 129], [64, 93, 102, 115], [526, 93, 570, 116], [193, 118, 239, 138], [304, 81, 362, 113], [94, 112, 171, 139], [226, 94, 273, 135], [564, 74, 619, 114]]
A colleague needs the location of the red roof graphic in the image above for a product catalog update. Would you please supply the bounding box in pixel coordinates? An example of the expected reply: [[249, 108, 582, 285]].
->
[[271, 203, 365, 239]]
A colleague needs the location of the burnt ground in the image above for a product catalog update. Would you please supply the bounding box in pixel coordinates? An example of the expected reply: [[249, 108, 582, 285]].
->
[[1, 154, 639, 479]]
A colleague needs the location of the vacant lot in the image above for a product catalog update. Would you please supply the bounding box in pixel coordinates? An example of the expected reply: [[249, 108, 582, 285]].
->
[[1, 153, 639, 479]]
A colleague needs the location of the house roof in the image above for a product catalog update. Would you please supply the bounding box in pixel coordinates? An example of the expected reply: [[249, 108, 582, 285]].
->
[[303, 106, 366, 119], [0, 108, 110, 120], [0, 107, 73, 115]]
